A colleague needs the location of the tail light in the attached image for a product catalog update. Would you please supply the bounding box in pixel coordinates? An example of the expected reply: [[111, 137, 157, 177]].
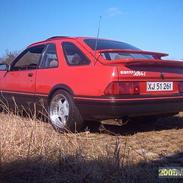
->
[[104, 81, 140, 96], [179, 82, 183, 93]]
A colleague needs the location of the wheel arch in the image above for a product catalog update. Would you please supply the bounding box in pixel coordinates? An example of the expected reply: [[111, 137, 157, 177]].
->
[[48, 84, 74, 102]]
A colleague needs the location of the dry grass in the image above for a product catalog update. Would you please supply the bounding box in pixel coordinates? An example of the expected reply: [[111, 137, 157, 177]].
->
[[0, 112, 183, 183]]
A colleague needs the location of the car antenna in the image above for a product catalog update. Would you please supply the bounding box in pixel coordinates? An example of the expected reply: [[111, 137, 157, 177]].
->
[[94, 16, 102, 65]]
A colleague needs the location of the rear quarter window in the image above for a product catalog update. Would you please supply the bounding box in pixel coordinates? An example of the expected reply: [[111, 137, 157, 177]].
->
[[62, 42, 90, 66]]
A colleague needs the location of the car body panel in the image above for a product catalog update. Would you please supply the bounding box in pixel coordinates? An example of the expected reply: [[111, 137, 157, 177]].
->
[[1, 36, 183, 120], [2, 70, 36, 94]]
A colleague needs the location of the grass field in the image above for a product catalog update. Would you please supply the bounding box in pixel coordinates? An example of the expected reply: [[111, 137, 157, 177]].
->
[[0, 112, 183, 183]]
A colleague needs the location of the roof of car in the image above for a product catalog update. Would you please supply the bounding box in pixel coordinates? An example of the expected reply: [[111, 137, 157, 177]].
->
[[46, 36, 102, 40], [28, 36, 113, 47]]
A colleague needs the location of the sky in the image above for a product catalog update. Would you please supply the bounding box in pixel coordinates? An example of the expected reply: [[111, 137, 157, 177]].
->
[[0, 0, 183, 59]]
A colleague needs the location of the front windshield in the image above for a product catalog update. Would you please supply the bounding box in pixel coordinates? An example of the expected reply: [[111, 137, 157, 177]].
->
[[84, 39, 154, 60]]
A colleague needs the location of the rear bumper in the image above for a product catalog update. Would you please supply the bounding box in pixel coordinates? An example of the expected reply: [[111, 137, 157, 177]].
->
[[74, 95, 183, 120]]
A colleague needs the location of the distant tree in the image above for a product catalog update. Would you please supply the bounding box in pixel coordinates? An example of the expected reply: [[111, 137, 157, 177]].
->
[[1, 50, 19, 64]]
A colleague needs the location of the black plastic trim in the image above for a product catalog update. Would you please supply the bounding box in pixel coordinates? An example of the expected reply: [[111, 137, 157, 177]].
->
[[75, 97, 183, 120]]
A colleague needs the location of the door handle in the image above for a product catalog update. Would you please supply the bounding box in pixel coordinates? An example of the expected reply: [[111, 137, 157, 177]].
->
[[28, 73, 33, 77]]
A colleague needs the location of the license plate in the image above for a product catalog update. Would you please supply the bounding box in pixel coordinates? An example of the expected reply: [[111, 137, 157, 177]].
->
[[147, 82, 173, 91]]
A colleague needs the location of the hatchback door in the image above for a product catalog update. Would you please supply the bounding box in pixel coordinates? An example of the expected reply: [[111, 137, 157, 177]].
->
[[98, 49, 183, 96], [117, 60, 183, 96]]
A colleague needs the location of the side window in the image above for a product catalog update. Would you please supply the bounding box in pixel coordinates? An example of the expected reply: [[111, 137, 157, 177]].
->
[[62, 42, 90, 66], [40, 44, 58, 68], [12, 45, 45, 71]]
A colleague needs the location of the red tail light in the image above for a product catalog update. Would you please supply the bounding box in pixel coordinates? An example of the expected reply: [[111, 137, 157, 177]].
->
[[104, 81, 140, 96], [179, 82, 183, 93]]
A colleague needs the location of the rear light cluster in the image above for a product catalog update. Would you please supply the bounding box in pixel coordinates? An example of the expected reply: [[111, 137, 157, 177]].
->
[[179, 82, 183, 93], [104, 81, 140, 96]]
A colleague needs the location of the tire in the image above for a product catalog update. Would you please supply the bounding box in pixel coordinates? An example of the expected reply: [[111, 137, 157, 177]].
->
[[49, 90, 84, 132]]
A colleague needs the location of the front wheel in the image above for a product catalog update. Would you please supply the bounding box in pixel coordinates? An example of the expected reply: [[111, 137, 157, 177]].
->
[[49, 90, 84, 132]]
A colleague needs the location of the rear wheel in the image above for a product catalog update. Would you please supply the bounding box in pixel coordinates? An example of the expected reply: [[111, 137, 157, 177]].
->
[[49, 90, 84, 132]]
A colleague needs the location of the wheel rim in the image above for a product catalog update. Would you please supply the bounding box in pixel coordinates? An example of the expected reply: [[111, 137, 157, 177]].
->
[[49, 94, 69, 129]]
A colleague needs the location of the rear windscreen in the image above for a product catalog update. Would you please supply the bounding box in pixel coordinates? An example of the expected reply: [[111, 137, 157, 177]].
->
[[100, 52, 154, 60], [84, 39, 154, 60], [84, 39, 140, 50]]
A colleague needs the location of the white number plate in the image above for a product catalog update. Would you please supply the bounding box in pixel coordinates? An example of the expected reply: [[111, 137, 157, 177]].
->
[[147, 82, 173, 91]]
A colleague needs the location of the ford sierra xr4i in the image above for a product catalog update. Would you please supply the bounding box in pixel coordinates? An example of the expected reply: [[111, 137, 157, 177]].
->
[[0, 36, 183, 131]]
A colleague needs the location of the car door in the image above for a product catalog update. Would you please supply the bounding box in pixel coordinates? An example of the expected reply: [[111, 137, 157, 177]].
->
[[35, 43, 59, 104], [2, 45, 45, 107]]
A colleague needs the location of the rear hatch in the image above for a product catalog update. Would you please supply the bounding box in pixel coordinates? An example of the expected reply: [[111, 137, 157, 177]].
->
[[117, 59, 183, 95], [98, 49, 183, 96]]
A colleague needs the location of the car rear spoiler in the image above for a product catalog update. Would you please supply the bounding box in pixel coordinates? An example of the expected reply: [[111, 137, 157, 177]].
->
[[124, 59, 183, 67], [96, 49, 183, 67], [97, 49, 169, 59]]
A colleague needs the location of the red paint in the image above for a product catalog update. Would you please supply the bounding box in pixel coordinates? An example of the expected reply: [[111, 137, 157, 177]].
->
[[0, 36, 183, 102]]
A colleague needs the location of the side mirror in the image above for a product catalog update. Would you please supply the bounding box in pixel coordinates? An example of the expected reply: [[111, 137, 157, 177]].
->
[[0, 63, 10, 71]]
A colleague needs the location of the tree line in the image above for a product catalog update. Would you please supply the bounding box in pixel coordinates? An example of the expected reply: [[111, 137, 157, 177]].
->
[[0, 50, 19, 64]]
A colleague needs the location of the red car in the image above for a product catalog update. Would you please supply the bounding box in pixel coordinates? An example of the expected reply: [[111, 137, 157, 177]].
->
[[0, 36, 183, 131]]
